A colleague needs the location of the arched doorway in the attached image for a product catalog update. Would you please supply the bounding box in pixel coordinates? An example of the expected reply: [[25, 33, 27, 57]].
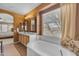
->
[[0, 13, 14, 39]]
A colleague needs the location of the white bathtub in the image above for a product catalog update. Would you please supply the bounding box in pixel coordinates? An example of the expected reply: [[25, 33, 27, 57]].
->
[[27, 40, 76, 56]]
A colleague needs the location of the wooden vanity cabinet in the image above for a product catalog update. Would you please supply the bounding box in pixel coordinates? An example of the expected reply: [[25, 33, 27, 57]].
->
[[19, 34, 29, 46], [19, 34, 22, 42]]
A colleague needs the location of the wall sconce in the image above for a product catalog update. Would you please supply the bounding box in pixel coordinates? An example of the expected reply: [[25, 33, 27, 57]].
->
[[17, 27, 19, 32]]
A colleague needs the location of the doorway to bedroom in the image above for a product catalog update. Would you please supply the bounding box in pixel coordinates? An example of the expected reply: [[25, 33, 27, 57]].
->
[[0, 13, 14, 45]]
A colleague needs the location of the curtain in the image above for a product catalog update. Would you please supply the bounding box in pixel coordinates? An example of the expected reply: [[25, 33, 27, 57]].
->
[[60, 4, 76, 47]]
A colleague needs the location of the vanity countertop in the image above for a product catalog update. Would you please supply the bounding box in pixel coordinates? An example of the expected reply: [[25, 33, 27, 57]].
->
[[18, 32, 37, 36], [18, 32, 37, 44]]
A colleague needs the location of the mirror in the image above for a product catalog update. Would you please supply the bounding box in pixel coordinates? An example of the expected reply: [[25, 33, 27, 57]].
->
[[30, 17, 36, 32], [19, 23, 24, 32], [24, 20, 28, 32]]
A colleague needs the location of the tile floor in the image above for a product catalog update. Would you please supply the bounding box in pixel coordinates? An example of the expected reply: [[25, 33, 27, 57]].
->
[[0, 38, 20, 56]]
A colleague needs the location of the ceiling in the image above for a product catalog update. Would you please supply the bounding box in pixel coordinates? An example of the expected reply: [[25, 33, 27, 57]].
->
[[0, 3, 41, 15]]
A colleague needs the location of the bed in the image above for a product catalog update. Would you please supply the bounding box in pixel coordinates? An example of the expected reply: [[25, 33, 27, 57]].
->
[[0, 32, 13, 39]]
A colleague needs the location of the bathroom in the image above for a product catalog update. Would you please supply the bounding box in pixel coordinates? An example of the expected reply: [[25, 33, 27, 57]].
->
[[0, 3, 79, 56]]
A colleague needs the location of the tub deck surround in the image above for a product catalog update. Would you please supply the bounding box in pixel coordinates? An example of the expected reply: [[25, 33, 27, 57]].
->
[[18, 32, 37, 36], [27, 40, 76, 56]]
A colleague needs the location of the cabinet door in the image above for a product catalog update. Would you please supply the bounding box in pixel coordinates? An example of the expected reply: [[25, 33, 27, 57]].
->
[[21, 35, 24, 44], [19, 34, 22, 42], [23, 36, 29, 45]]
